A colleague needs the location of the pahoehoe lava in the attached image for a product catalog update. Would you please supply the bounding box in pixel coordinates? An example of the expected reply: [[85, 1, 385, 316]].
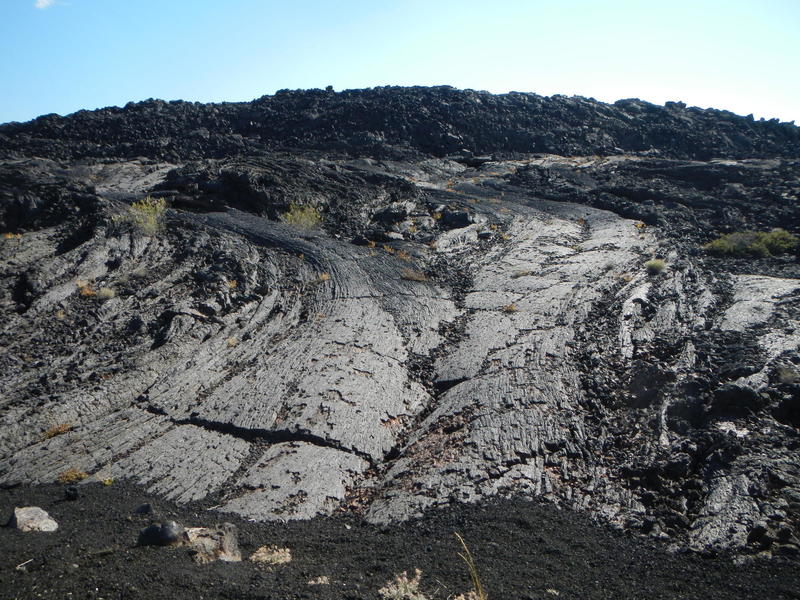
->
[[1, 86, 800, 595]]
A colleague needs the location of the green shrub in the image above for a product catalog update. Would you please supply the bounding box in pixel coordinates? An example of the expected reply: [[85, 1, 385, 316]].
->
[[703, 229, 798, 257], [113, 196, 167, 235], [762, 228, 799, 254], [645, 259, 666, 275], [282, 203, 322, 229]]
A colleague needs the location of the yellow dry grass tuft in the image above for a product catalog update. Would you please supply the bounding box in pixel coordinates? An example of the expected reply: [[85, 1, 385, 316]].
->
[[76, 280, 96, 297], [455, 533, 488, 600], [57, 468, 88, 484], [113, 196, 167, 235], [283, 203, 322, 229], [42, 423, 72, 440]]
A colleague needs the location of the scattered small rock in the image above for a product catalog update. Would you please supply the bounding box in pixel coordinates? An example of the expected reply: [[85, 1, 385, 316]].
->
[[185, 523, 241, 564], [9, 507, 58, 532], [134, 502, 154, 515], [250, 545, 292, 565]]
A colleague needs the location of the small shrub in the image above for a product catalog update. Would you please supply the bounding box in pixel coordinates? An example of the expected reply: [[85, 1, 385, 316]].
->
[[762, 228, 799, 254], [312, 272, 331, 284], [378, 569, 428, 600], [42, 423, 72, 440], [113, 196, 166, 235], [283, 203, 322, 229], [645, 259, 666, 275], [703, 229, 798, 257], [401, 268, 428, 282], [57, 468, 88, 484], [501, 303, 518, 313], [226, 337, 239, 348], [76, 280, 96, 297], [97, 287, 116, 299]]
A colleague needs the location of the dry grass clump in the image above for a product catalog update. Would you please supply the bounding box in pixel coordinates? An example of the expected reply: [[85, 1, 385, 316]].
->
[[283, 203, 322, 229], [501, 303, 519, 313], [312, 272, 331, 284], [644, 259, 666, 275], [226, 337, 239, 348], [401, 268, 428, 282], [57, 468, 88, 484], [76, 280, 96, 297], [378, 569, 428, 600], [42, 423, 72, 440], [455, 533, 488, 600], [113, 196, 167, 235], [96, 287, 116, 299], [250, 545, 292, 565]]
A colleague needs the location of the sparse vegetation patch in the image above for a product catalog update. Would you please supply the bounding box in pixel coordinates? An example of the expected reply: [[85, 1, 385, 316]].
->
[[113, 195, 167, 235], [57, 468, 88, 484], [703, 229, 798, 258], [644, 259, 666, 275], [283, 203, 322, 229], [42, 423, 72, 440], [379, 569, 428, 600]]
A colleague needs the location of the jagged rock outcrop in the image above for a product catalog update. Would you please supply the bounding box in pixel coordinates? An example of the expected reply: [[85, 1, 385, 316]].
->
[[1, 87, 798, 557]]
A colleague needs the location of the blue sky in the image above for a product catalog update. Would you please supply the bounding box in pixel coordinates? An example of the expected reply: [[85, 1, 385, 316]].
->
[[1, 0, 798, 124]]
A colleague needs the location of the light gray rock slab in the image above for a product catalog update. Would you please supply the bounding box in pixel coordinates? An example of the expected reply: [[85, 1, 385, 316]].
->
[[10, 506, 58, 532], [221, 442, 368, 520]]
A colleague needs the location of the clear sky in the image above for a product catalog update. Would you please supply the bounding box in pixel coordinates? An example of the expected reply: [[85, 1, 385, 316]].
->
[[1, 0, 798, 125]]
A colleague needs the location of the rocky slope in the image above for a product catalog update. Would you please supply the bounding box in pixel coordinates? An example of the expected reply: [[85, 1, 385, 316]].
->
[[1, 87, 799, 560]]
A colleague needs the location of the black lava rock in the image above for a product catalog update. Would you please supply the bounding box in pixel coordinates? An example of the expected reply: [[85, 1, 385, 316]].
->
[[137, 521, 186, 547]]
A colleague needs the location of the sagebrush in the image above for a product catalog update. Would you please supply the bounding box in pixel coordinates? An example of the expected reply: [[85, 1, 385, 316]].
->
[[283, 203, 322, 229], [703, 228, 798, 257], [113, 196, 167, 235]]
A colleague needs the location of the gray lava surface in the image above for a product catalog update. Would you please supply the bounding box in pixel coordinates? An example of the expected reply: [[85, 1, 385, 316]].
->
[[1, 87, 799, 592]]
